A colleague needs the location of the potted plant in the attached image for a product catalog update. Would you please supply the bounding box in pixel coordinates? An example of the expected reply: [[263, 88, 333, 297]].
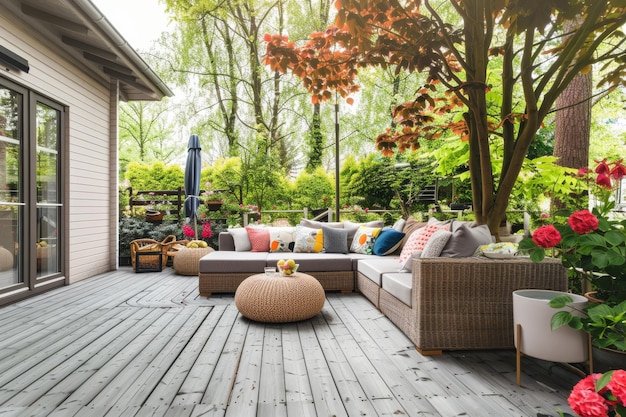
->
[[202, 182, 225, 211], [519, 158, 626, 306], [519, 159, 626, 372], [550, 295, 626, 372], [144, 192, 170, 222]]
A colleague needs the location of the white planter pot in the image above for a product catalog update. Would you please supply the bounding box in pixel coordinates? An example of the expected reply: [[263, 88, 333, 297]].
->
[[513, 289, 588, 363]]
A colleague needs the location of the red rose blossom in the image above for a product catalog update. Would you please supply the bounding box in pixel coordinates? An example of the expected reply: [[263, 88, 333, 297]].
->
[[568, 210, 599, 234], [532, 225, 561, 248]]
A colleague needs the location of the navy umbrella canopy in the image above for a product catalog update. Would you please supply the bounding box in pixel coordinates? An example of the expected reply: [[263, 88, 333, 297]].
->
[[184, 134, 202, 222]]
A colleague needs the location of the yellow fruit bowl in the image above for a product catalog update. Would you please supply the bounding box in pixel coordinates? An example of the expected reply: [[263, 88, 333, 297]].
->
[[277, 259, 299, 276]]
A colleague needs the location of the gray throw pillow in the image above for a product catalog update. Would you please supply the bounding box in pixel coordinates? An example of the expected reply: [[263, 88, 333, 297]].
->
[[421, 229, 452, 258], [440, 223, 493, 258], [322, 225, 349, 254]]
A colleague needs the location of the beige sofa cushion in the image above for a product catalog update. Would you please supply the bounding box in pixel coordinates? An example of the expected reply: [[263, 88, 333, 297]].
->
[[382, 272, 412, 307]]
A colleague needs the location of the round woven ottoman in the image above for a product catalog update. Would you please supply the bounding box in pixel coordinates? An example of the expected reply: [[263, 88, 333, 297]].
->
[[173, 247, 214, 275], [235, 273, 325, 323]]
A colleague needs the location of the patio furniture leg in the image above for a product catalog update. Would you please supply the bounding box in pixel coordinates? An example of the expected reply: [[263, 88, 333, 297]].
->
[[516, 323, 522, 386]]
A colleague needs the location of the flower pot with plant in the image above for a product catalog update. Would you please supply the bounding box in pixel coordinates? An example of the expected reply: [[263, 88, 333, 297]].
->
[[519, 159, 626, 306], [519, 159, 626, 371], [202, 182, 225, 211], [550, 295, 626, 371]]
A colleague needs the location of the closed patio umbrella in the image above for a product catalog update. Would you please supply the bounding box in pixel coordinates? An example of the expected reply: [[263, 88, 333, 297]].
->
[[184, 134, 202, 235]]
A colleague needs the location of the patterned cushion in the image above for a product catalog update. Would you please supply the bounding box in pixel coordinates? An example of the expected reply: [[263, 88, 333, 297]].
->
[[350, 226, 382, 255], [398, 223, 449, 268], [344, 220, 385, 247], [245, 226, 270, 252], [269, 227, 296, 252], [293, 225, 324, 253], [400, 216, 428, 248]]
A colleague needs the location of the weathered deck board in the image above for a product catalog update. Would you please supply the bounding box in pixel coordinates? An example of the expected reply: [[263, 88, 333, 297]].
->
[[0, 268, 579, 417]]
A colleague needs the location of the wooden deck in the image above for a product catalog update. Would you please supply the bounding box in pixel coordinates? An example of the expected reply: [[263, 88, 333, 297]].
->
[[0, 268, 579, 417]]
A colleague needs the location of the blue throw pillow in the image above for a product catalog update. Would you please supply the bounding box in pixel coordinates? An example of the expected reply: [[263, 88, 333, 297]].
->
[[373, 227, 405, 256]]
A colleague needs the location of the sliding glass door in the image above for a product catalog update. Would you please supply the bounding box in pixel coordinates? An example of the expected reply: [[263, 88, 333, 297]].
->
[[0, 78, 64, 295], [0, 84, 22, 289], [36, 101, 61, 278]]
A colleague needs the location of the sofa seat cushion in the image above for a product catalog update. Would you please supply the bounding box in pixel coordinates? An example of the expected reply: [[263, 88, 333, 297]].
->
[[358, 258, 404, 286], [199, 251, 268, 273], [266, 252, 352, 272], [381, 272, 412, 307]]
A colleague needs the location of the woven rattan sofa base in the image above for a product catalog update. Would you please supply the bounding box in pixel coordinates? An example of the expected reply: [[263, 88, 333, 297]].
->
[[199, 270, 354, 297], [356, 271, 380, 307], [378, 256, 567, 355]]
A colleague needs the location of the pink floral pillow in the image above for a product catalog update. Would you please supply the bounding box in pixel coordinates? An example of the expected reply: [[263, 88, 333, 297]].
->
[[245, 226, 270, 252], [398, 223, 450, 269]]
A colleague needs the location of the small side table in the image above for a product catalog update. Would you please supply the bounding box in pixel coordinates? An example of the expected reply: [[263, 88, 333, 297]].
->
[[235, 272, 325, 323]]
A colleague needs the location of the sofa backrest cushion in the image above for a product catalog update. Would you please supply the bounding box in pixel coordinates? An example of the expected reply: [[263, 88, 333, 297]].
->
[[400, 216, 428, 247], [269, 227, 296, 252], [344, 220, 385, 246], [300, 219, 344, 229], [229, 228, 251, 251], [350, 226, 382, 254], [293, 225, 324, 253], [245, 226, 270, 252], [398, 222, 450, 268], [439, 223, 493, 258], [322, 225, 349, 254], [372, 227, 405, 256], [421, 229, 453, 258]]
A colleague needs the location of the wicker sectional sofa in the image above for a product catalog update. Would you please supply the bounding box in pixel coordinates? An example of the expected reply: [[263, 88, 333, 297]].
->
[[198, 220, 568, 354]]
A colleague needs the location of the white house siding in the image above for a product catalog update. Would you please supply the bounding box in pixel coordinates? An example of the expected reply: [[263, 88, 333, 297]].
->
[[0, 14, 116, 283]]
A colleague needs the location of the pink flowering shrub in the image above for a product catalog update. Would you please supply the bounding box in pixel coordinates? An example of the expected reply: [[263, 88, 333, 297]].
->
[[568, 370, 626, 417]]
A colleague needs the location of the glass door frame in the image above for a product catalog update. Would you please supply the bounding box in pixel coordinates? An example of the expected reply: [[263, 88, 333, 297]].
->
[[0, 76, 66, 300]]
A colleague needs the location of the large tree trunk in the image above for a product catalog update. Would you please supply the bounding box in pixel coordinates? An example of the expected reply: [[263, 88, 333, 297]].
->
[[553, 18, 592, 209], [553, 71, 592, 170]]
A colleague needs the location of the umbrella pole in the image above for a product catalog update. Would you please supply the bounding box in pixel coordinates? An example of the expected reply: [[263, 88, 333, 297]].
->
[[184, 195, 200, 239]]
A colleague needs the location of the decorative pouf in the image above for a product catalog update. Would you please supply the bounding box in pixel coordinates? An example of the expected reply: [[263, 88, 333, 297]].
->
[[173, 247, 214, 275], [234, 272, 325, 323]]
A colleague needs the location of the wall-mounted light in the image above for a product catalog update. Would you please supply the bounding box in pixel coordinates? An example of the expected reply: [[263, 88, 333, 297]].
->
[[0, 45, 29, 73]]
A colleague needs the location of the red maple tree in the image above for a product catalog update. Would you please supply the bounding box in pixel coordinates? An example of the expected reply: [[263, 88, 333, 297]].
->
[[264, 0, 626, 235]]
